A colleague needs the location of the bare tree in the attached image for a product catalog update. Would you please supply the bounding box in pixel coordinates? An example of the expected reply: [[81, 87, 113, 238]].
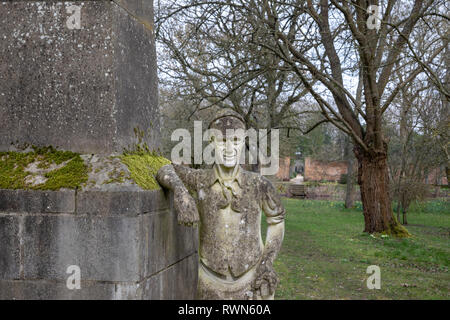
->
[[157, 0, 448, 236], [387, 78, 442, 225], [156, 1, 313, 135]]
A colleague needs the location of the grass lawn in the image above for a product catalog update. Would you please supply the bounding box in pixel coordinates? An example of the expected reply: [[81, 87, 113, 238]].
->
[[265, 198, 450, 300]]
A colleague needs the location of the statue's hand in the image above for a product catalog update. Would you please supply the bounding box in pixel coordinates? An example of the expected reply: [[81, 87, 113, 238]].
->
[[173, 186, 199, 227], [252, 260, 278, 299]]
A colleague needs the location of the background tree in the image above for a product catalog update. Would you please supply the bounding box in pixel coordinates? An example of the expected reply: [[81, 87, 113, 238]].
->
[[387, 81, 443, 225], [156, 1, 314, 142], [255, 0, 448, 236], [157, 0, 448, 236]]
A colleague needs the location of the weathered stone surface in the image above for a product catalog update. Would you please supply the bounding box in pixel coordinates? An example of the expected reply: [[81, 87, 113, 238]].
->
[[142, 253, 198, 300], [0, 189, 75, 213], [76, 190, 142, 216], [0, 215, 21, 280], [0, 0, 199, 300], [0, 1, 159, 154], [76, 189, 168, 216], [22, 214, 141, 282], [112, 0, 160, 152], [0, 191, 198, 283], [142, 207, 198, 277], [113, 0, 154, 29], [140, 190, 170, 214], [0, 279, 141, 300], [0, 198, 199, 299], [0, 256, 199, 300]]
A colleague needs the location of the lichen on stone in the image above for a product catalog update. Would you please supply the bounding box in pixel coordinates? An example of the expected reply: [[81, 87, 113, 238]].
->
[[0, 146, 89, 190], [102, 165, 126, 185]]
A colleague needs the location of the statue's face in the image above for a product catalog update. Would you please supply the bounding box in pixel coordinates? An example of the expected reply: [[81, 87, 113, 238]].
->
[[213, 131, 245, 168]]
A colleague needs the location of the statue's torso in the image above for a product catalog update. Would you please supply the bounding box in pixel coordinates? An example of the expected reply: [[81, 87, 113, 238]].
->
[[195, 170, 264, 278]]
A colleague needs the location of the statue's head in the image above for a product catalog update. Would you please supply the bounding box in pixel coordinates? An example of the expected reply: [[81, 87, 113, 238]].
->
[[208, 109, 246, 168]]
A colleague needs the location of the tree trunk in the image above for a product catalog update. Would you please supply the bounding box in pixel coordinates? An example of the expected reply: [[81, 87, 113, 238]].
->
[[344, 138, 356, 208], [345, 161, 355, 208], [356, 148, 410, 236], [402, 208, 408, 225], [446, 166, 450, 187], [434, 166, 442, 197]]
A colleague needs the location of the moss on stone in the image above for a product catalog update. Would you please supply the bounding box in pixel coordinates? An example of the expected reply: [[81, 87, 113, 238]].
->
[[102, 166, 127, 185], [0, 151, 34, 189], [120, 152, 171, 190], [0, 146, 89, 190], [119, 127, 170, 190]]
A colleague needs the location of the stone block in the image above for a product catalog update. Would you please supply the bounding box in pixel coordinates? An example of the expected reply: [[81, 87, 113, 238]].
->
[[0, 1, 159, 154], [140, 190, 169, 214], [0, 215, 21, 280], [143, 207, 198, 277], [76, 189, 169, 216], [114, 0, 154, 28], [142, 253, 198, 300], [76, 189, 142, 216], [0, 189, 75, 213], [22, 214, 142, 282], [0, 187, 199, 299], [0, 279, 137, 300]]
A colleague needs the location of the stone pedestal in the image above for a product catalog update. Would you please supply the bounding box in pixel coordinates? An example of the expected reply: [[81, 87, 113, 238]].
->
[[0, 1, 198, 300], [0, 189, 198, 299], [0, 0, 160, 154]]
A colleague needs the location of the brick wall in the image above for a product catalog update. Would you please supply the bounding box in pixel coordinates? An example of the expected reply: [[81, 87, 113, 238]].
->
[[304, 157, 348, 182], [276, 157, 291, 181]]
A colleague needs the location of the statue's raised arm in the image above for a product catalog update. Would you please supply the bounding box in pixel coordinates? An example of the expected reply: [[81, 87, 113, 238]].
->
[[156, 164, 199, 226]]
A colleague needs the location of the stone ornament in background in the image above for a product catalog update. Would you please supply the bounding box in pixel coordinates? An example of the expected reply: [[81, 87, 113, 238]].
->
[[157, 109, 286, 300]]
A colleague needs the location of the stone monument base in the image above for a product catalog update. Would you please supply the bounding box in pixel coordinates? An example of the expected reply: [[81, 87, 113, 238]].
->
[[0, 153, 198, 300]]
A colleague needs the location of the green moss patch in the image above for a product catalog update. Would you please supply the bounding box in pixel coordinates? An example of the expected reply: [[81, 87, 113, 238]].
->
[[384, 217, 412, 238], [120, 153, 171, 190], [0, 146, 89, 190]]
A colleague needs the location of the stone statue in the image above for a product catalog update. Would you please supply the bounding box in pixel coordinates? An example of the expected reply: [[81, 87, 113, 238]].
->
[[156, 109, 285, 300]]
